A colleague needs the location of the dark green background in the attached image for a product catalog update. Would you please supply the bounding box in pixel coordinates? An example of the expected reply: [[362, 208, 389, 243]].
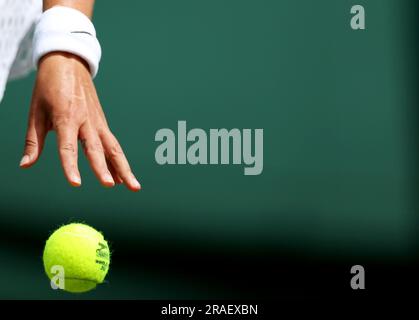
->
[[0, 0, 417, 299]]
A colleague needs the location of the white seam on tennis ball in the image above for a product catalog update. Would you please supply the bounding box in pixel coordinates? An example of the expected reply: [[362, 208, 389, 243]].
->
[[65, 277, 99, 284], [59, 231, 103, 241]]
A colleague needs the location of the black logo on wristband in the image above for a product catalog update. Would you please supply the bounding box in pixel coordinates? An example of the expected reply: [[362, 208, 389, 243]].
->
[[71, 31, 93, 36]]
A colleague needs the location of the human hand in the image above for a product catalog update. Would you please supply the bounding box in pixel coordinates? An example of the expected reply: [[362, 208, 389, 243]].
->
[[20, 52, 141, 192]]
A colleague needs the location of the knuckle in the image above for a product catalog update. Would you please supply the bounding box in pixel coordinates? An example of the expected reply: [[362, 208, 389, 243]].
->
[[60, 143, 76, 154], [108, 142, 123, 159], [97, 126, 110, 138], [25, 138, 38, 149], [52, 112, 83, 130], [83, 140, 103, 155], [52, 115, 71, 129]]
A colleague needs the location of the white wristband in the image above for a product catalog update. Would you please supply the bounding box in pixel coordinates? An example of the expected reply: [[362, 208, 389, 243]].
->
[[32, 6, 102, 78]]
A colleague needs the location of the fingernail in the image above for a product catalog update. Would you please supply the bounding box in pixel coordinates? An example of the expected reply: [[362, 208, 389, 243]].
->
[[20, 155, 30, 167], [104, 173, 114, 185], [72, 175, 81, 185], [132, 176, 141, 189]]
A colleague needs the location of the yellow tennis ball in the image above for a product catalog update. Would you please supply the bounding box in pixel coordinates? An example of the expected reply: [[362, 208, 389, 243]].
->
[[43, 223, 110, 293]]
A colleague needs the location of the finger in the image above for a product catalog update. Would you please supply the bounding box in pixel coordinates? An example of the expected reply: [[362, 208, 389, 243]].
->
[[20, 114, 47, 168], [79, 123, 115, 187], [101, 132, 141, 191], [55, 122, 81, 187], [106, 159, 123, 184]]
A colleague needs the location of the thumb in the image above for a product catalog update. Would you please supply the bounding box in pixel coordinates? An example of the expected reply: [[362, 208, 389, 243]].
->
[[20, 118, 47, 168]]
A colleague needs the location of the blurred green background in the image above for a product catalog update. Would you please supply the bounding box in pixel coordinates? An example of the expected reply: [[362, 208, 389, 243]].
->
[[0, 0, 418, 299]]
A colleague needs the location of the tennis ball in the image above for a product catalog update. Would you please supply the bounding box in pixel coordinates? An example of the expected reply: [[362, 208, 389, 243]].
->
[[43, 223, 110, 293]]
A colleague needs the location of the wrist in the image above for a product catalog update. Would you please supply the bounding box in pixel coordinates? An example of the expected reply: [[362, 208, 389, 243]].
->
[[39, 52, 91, 72]]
